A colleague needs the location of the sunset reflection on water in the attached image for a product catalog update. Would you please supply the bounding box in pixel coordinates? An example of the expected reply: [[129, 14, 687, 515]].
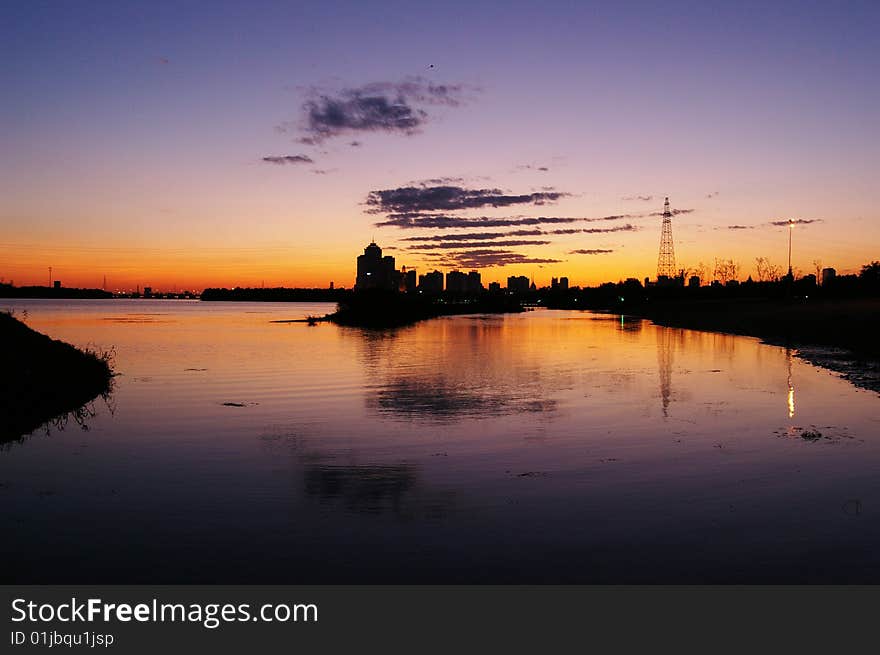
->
[[2, 299, 878, 583]]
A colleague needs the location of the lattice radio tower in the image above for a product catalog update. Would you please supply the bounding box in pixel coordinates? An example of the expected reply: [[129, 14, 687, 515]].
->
[[657, 196, 676, 279]]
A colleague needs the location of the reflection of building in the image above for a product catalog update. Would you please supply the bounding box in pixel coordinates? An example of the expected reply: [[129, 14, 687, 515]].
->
[[356, 241, 397, 291], [418, 270, 444, 294], [507, 275, 529, 293]]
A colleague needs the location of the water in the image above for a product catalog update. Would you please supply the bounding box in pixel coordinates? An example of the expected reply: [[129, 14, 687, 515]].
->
[[2, 299, 879, 582]]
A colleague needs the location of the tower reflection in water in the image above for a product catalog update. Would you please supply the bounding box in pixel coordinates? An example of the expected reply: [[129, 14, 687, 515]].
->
[[786, 348, 795, 419], [657, 326, 674, 417]]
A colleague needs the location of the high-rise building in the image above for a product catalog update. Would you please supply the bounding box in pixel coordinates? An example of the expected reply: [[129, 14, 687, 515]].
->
[[507, 275, 530, 293], [355, 241, 397, 291], [403, 267, 417, 292], [418, 270, 444, 294], [821, 267, 836, 287], [559, 276, 569, 290], [446, 270, 468, 293], [488, 281, 501, 293]]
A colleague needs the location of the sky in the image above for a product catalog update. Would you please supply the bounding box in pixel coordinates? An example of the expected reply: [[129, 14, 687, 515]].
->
[[1, 0, 878, 290]]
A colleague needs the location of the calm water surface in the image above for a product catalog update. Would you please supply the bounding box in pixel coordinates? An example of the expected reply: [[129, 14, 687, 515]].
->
[[3, 299, 879, 582]]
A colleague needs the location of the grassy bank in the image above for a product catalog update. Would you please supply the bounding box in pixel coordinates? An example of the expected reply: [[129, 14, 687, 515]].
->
[[0, 312, 114, 443]]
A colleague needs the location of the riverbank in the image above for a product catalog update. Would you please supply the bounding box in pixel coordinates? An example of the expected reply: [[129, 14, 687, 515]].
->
[[327, 292, 524, 328], [631, 297, 880, 392], [0, 312, 114, 443]]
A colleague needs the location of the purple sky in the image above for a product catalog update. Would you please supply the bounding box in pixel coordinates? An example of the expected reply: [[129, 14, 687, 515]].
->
[[2, 1, 878, 289]]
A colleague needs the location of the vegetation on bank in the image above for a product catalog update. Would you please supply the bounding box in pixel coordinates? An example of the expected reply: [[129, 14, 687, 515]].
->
[[327, 291, 524, 328], [0, 311, 114, 444], [0, 282, 111, 299]]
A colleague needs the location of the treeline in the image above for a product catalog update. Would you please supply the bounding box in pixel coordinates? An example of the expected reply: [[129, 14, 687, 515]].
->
[[0, 283, 112, 299], [540, 260, 880, 311]]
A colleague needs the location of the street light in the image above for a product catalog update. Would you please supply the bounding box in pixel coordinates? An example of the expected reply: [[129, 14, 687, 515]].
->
[[787, 218, 794, 276]]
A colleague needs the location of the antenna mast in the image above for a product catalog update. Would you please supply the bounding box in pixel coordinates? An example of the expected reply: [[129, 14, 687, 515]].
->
[[657, 197, 676, 279]]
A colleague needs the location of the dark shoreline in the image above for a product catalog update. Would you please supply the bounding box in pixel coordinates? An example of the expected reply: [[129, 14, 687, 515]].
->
[[325, 292, 524, 328], [622, 297, 880, 393], [0, 312, 114, 444]]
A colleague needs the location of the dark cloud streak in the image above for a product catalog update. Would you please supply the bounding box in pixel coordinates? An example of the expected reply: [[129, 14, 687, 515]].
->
[[262, 154, 314, 165]]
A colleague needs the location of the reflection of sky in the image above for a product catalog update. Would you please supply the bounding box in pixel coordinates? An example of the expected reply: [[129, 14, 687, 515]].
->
[[3, 2, 879, 289], [2, 300, 880, 582]]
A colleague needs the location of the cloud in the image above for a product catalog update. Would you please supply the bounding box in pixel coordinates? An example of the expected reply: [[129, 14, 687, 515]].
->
[[622, 195, 653, 202], [570, 249, 614, 255], [401, 230, 544, 242], [375, 213, 634, 229], [376, 212, 639, 229], [292, 77, 472, 144], [407, 239, 552, 250], [516, 164, 550, 172], [649, 208, 694, 216], [706, 191, 719, 199], [349, 141, 362, 147], [262, 155, 314, 165], [311, 168, 336, 175], [726, 224, 755, 230], [366, 184, 568, 214], [769, 218, 822, 226], [561, 224, 638, 234], [431, 249, 563, 268]]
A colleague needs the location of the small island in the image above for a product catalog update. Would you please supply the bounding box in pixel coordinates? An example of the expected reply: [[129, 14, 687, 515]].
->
[[1, 312, 114, 443]]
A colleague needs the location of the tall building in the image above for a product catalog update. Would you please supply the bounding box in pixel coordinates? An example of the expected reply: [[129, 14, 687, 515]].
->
[[446, 270, 468, 293], [418, 270, 444, 293], [467, 270, 483, 294], [403, 267, 417, 292], [507, 275, 530, 293], [355, 241, 397, 291], [821, 267, 836, 287]]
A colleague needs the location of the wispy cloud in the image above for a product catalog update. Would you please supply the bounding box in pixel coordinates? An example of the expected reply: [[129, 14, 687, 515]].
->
[[622, 195, 653, 202], [769, 218, 822, 226], [706, 191, 719, 199], [649, 208, 694, 216], [366, 184, 568, 214], [400, 230, 544, 242], [570, 248, 614, 255], [431, 249, 563, 268], [262, 154, 314, 165], [516, 164, 550, 172], [407, 239, 551, 250], [289, 77, 474, 144], [726, 224, 755, 230]]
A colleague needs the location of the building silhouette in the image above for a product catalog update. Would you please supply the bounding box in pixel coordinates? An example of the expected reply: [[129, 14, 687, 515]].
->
[[418, 270, 444, 294], [356, 241, 398, 291], [507, 275, 530, 293], [402, 267, 417, 292], [446, 270, 468, 293], [821, 267, 836, 287]]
